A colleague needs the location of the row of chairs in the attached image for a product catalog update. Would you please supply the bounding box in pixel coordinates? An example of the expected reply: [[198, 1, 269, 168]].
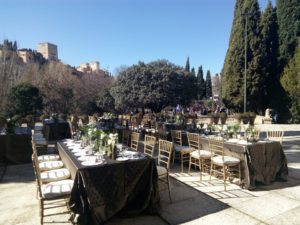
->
[[31, 123, 73, 225]]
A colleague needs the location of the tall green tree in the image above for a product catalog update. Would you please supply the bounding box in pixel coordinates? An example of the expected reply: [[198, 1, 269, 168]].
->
[[185, 56, 190, 72], [277, 0, 300, 122], [276, 0, 300, 69], [110, 60, 196, 112], [260, 0, 279, 109], [191, 67, 195, 76], [280, 39, 300, 123], [221, 0, 264, 112], [196, 66, 205, 100], [8, 83, 43, 116], [205, 70, 212, 99]]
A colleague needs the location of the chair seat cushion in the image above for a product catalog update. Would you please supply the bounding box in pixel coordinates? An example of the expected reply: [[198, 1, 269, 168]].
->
[[211, 155, 240, 165], [190, 149, 211, 159], [40, 168, 71, 183], [41, 179, 73, 199], [38, 154, 60, 162], [39, 161, 64, 171], [33, 139, 47, 145], [174, 144, 190, 152], [157, 166, 167, 177]]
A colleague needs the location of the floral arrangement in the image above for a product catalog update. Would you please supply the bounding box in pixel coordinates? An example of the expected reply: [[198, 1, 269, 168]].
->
[[227, 123, 241, 138], [103, 112, 115, 120], [51, 113, 59, 122], [6, 118, 15, 134], [245, 125, 259, 140]]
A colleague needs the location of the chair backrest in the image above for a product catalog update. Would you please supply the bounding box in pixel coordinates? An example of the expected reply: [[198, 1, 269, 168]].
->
[[253, 129, 260, 139], [208, 137, 224, 157], [187, 132, 201, 150], [267, 130, 284, 143], [158, 139, 173, 169], [144, 135, 156, 157], [131, 132, 140, 151], [171, 130, 182, 146], [122, 129, 131, 146]]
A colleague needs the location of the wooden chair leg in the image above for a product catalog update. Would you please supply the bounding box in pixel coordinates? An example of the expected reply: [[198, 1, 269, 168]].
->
[[181, 153, 183, 173], [199, 160, 202, 182], [188, 156, 192, 174], [238, 164, 241, 186], [167, 175, 172, 203], [209, 162, 213, 182], [223, 165, 226, 191], [40, 199, 44, 225]]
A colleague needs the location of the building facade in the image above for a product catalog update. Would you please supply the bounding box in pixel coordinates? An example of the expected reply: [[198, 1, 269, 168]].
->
[[77, 61, 100, 73], [37, 42, 58, 61]]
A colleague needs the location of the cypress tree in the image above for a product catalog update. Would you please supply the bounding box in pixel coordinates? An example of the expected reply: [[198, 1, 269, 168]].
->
[[280, 39, 300, 123], [191, 67, 195, 76], [205, 70, 212, 99], [185, 56, 190, 72], [260, 0, 279, 109], [221, 0, 264, 112], [196, 66, 205, 100], [276, 0, 300, 69], [277, 0, 300, 122]]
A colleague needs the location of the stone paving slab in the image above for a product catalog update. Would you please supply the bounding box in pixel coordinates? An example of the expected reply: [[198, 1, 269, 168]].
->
[[265, 206, 300, 225], [180, 208, 261, 225], [230, 192, 300, 222]]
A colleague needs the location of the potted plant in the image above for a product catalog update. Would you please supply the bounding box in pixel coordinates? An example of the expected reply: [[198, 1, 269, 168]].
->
[[25, 114, 35, 128], [248, 112, 256, 125], [210, 113, 220, 125], [241, 112, 249, 124], [220, 112, 227, 125]]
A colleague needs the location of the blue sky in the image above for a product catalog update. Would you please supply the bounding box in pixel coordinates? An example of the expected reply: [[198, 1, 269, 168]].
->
[[1, 0, 274, 75]]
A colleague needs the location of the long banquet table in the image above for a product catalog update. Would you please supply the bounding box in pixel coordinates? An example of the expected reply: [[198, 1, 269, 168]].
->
[[57, 142, 160, 225], [199, 137, 288, 189]]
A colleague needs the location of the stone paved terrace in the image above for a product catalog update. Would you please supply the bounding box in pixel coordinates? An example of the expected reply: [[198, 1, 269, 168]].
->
[[1, 124, 300, 225]]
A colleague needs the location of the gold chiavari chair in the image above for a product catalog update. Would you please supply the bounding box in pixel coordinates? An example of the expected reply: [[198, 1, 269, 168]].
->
[[187, 132, 211, 181], [130, 132, 140, 151], [209, 137, 241, 191], [267, 130, 284, 144], [32, 153, 73, 224], [144, 135, 156, 157], [122, 129, 131, 146], [157, 139, 173, 203], [171, 130, 191, 172]]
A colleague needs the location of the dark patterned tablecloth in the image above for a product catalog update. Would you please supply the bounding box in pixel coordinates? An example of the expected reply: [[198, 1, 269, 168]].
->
[[0, 128, 32, 164], [199, 137, 288, 189], [57, 142, 160, 225], [43, 120, 71, 141]]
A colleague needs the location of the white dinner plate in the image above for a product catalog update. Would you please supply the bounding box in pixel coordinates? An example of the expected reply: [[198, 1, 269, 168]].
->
[[226, 139, 239, 143], [123, 150, 139, 156], [74, 152, 83, 157], [78, 156, 88, 161], [116, 157, 129, 161], [81, 161, 103, 166]]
